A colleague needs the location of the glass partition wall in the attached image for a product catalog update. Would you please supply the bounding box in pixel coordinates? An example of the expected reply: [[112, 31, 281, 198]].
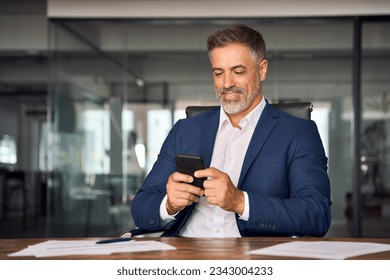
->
[[48, 21, 142, 237], [359, 19, 390, 237], [47, 17, 389, 238]]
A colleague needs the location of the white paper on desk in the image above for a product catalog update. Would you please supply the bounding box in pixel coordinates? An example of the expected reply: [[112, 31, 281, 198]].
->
[[8, 240, 176, 258], [7, 247, 35, 257], [249, 241, 390, 259]]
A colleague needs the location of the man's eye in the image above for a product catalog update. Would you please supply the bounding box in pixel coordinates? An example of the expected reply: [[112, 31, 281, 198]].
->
[[214, 72, 222, 77], [234, 71, 245, 75]]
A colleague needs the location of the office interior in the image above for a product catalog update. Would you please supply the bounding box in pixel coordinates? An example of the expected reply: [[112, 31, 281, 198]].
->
[[0, 0, 389, 239]]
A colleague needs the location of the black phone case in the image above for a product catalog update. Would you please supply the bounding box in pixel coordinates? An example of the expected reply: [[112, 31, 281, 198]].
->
[[175, 154, 206, 189]]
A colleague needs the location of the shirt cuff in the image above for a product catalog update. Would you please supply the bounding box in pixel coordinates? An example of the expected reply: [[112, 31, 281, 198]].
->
[[238, 191, 249, 221], [160, 195, 178, 226]]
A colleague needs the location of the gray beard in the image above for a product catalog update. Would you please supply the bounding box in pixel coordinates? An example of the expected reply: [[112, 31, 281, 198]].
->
[[216, 82, 261, 115]]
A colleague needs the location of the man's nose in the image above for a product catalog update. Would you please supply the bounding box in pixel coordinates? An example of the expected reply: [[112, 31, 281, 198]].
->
[[222, 73, 236, 89]]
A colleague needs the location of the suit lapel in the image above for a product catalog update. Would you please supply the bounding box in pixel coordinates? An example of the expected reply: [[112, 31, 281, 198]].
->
[[238, 103, 279, 187], [160, 203, 196, 237], [199, 108, 220, 168]]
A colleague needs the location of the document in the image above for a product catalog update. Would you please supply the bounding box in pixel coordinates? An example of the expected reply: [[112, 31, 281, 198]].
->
[[8, 240, 176, 258], [249, 241, 390, 259]]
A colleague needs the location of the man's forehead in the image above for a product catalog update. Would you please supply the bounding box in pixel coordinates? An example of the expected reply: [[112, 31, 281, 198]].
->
[[210, 44, 254, 68]]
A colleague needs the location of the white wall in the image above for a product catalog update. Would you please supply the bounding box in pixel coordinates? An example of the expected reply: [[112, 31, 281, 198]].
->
[[48, 0, 390, 18]]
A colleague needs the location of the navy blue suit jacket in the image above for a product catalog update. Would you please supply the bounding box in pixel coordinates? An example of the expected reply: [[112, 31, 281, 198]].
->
[[131, 102, 332, 237]]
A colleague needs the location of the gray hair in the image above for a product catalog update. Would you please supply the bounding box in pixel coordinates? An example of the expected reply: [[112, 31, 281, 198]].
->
[[207, 24, 266, 62]]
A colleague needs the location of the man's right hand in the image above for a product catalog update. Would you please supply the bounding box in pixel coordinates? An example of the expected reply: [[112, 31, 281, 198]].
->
[[166, 172, 204, 215]]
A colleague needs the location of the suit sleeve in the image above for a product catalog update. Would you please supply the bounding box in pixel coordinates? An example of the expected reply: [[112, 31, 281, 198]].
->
[[238, 120, 332, 237], [131, 120, 182, 231]]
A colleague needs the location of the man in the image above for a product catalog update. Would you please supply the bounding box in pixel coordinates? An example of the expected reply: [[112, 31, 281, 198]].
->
[[131, 24, 331, 237]]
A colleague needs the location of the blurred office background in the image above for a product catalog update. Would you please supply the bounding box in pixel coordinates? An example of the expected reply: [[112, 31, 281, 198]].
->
[[0, 0, 389, 239]]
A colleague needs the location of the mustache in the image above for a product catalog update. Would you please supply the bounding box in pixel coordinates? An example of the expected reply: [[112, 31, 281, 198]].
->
[[216, 86, 246, 95]]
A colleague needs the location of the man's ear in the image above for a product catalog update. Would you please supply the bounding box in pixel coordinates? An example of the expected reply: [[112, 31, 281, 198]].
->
[[259, 59, 268, 81]]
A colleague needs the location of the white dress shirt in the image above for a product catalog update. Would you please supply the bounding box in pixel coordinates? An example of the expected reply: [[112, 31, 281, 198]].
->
[[160, 97, 266, 237]]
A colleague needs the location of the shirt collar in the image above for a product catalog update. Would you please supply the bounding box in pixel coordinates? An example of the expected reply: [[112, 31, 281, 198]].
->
[[218, 96, 266, 131]]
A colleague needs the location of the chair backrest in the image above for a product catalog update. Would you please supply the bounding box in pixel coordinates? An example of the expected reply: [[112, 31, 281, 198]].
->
[[185, 102, 313, 120]]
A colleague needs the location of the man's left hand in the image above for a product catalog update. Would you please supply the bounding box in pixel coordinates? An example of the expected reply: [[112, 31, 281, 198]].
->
[[194, 167, 244, 215]]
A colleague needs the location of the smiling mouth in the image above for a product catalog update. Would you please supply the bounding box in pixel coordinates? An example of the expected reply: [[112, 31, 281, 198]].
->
[[222, 91, 242, 99]]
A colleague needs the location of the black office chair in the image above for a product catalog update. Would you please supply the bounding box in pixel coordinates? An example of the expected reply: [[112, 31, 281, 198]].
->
[[185, 101, 313, 120], [0, 169, 29, 228]]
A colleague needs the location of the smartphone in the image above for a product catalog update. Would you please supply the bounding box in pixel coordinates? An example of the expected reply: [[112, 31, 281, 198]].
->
[[175, 154, 206, 189]]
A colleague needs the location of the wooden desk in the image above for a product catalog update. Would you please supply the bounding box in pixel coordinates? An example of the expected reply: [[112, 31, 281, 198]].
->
[[1, 237, 390, 260]]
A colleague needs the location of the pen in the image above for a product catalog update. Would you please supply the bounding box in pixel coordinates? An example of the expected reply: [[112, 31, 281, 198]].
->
[[96, 237, 132, 244]]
